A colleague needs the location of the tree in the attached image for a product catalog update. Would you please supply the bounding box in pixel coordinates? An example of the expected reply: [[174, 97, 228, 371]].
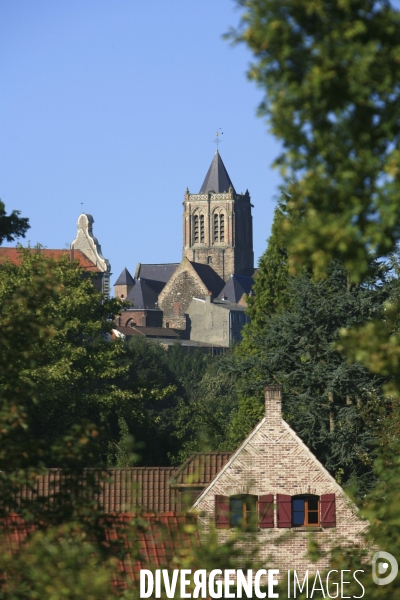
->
[[245, 195, 290, 330], [231, 0, 400, 282], [228, 261, 389, 493], [0, 199, 29, 245]]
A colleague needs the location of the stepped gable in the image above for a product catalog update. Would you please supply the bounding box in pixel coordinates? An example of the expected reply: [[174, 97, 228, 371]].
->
[[125, 278, 165, 310], [216, 273, 254, 304], [199, 150, 234, 193], [114, 267, 134, 286]]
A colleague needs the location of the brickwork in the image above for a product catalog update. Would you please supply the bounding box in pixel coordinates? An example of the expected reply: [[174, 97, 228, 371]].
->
[[193, 387, 365, 576], [158, 259, 209, 330], [119, 310, 163, 328], [182, 190, 254, 281], [114, 284, 133, 300]]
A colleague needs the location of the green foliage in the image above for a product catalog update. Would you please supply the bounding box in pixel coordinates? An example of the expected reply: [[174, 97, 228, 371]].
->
[[171, 358, 239, 463], [231, 0, 400, 282], [229, 261, 388, 492], [245, 195, 290, 330], [0, 199, 29, 245], [0, 523, 118, 600]]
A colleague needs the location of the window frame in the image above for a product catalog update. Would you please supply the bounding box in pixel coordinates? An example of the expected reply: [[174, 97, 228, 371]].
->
[[229, 494, 258, 529], [292, 494, 320, 527]]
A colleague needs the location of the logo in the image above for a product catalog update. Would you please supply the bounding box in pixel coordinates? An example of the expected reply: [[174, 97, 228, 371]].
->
[[372, 551, 398, 585]]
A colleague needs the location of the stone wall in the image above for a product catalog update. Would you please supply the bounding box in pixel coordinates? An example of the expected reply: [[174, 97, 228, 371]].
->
[[158, 262, 208, 330]]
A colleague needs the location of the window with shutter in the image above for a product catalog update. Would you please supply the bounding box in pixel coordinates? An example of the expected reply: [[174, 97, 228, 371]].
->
[[229, 494, 258, 529], [292, 495, 320, 526], [215, 495, 229, 529], [277, 494, 292, 528], [320, 494, 336, 528], [258, 494, 274, 528]]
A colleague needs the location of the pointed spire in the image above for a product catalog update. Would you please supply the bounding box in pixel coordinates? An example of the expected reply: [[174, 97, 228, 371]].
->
[[114, 267, 135, 286], [199, 151, 235, 194]]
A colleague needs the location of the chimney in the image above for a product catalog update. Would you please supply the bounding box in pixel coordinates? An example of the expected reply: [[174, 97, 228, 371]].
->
[[206, 291, 213, 303], [265, 385, 282, 427]]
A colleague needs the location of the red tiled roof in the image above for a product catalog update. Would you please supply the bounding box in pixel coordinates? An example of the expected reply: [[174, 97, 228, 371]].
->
[[0, 512, 199, 588], [171, 452, 233, 486], [16, 468, 177, 513], [14, 457, 231, 514], [0, 248, 101, 272]]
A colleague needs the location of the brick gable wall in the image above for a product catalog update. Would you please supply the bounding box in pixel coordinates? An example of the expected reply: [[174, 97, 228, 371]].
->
[[158, 261, 208, 330], [193, 387, 365, 575]]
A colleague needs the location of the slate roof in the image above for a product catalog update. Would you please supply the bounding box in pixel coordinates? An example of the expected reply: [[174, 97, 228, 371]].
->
[[199, 150, 235, 194], [0, 248, 101, 272], [125, 278, 165, 309], [189, 261, 225, 296], [216, 273, 254, 304], [136, 263, 179, 284], [114, 267, 135, 286]]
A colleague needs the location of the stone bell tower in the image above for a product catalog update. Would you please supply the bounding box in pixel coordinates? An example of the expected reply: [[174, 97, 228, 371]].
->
[[182, 150, 254, 281]]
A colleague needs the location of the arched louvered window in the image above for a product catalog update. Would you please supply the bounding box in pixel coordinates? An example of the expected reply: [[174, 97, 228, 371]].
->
[[214, 213, 219, 242], [219, 214, 225, 242], [194, 215, 199, 243], [200, 214, 205, 243]]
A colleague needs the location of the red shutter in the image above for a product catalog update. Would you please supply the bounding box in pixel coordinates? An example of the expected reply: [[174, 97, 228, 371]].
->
[[215, 495, 230, 529], [277, 494, 291, 528], [320, 494, 336, 528], [258, 494, 274, 528]]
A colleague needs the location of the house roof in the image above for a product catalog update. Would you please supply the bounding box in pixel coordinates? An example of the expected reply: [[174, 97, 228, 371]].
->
[[14, 455, 231, 514], [199, 150, 235, 194], [189, 262, 225, 296], [125, 278, 165, 309], [114, 267, 135, 286], [0, 248, 101, 272], [216, 274, 254, 304], [171, 452, 232, 487], [136, 263, 179, 284], [1, 512, 199, 584]]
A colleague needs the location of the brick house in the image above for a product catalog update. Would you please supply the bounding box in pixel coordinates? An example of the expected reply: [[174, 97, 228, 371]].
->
[[192, 386, 365, 574]]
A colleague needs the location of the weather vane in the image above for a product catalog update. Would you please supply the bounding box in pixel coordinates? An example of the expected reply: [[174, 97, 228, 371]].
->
[[80, 202, 83, 212], [214, 128, 223, 150]]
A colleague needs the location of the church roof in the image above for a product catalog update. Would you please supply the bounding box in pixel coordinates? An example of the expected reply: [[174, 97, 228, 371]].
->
[[189, 261, 225, 297], [136, 263, 179, 284], [199, 150, 235, 194], [216, 274, 254, 304], [125, 278, 165, 309], [114, 267, 135, 286]]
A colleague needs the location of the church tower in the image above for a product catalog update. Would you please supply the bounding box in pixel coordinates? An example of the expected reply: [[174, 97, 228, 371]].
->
[[182, 151, 254, 281]]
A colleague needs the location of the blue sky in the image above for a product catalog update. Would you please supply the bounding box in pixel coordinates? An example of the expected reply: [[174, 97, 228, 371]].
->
[[0, 1, 282, 286]]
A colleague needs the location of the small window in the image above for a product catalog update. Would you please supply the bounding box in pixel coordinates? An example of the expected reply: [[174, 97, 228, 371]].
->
[[292, 495, 320, 527], [207, 256, 212, 264], [213, 213, 219, 242], [229, 494, 258, 529], [194, 215, 199, 243], [220, 214, 225, 242]]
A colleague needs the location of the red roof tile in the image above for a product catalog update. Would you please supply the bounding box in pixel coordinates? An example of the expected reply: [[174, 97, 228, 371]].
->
[[171, 452, 233, 486], [0, 248, 101, 272], [0, 512, 199, 588]]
